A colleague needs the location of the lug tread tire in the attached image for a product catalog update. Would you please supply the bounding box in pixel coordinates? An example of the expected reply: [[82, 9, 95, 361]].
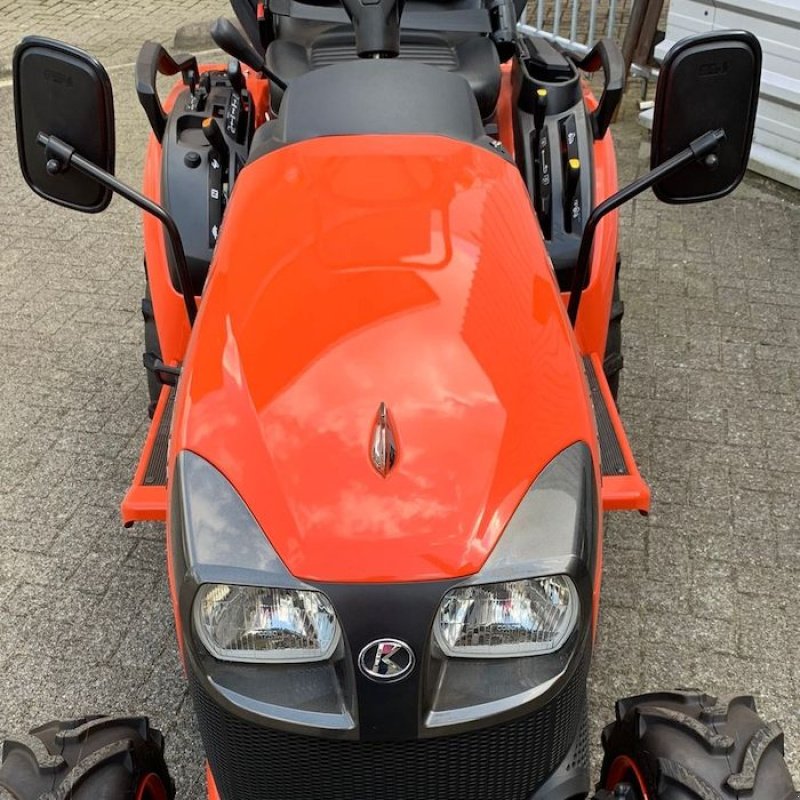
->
[[601, 690, 797, 800], [657, 757, 723, 800], [639, 708, 734, 754], [726, 721, 784, 792], [603, 267, 624, 404], [0, 715, 174, 800], [143, 279, 163, 416]]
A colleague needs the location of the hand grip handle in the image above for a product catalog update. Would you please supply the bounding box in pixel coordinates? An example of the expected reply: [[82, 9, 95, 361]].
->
[[577, 37, 625, 140], [135, 41, 198, 143]]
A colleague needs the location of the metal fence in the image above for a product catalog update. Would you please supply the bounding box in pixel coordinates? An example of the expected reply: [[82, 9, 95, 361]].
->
[[518, 0, 633, 56]]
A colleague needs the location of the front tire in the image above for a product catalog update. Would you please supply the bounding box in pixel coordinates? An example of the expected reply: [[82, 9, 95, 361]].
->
[[600, 690, 797, 799], [0, 715, 174, 800]]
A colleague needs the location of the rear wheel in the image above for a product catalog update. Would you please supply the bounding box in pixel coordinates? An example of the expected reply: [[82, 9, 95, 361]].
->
[[603, 263, 624, 404], [599, 690, 798, 800], [0, 715, 174, 800]]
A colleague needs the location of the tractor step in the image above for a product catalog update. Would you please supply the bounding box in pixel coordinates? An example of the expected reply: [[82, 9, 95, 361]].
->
[[583, 354, 650, 513], [121, 386, 174, 525]]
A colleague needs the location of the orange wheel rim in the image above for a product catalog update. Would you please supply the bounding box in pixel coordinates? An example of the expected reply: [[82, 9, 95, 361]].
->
[[137, 773, 168, 800], [606, 755, 650, 800]]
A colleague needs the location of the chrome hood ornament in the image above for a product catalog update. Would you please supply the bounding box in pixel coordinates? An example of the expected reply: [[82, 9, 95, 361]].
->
[[370, 402, 397, 477]]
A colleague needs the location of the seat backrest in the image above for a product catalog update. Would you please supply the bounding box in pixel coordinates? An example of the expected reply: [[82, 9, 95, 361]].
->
[[269, 0, 493, 34]]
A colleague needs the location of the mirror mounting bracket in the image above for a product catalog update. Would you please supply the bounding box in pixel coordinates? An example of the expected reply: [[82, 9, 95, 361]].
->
[[43, 135, 75, 175], [36, 132, 198, 327], [567, 128, 725, 326]]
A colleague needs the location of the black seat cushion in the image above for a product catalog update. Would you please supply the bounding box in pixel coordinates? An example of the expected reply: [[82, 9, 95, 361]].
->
[[249, 59, 497, 161], [266, 27, 500, 118]]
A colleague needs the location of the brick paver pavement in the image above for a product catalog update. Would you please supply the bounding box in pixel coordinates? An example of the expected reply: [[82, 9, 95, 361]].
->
[[0, 0, 222, 75], [0, 2, 798, 798]]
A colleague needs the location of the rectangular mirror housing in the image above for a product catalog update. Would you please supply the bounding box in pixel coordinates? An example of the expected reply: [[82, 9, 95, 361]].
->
[[13, 36, 115, 213], [651, 30, 761, 204]]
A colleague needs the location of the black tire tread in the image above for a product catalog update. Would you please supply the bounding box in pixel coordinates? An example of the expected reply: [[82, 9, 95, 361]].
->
[[46, 739, 133, 800], [143, 277, 163, 415], [0, 715, 173, 800], [1, 735, 65, 773], [727, 721, 784, 792], [639, 707, 734, 754], [56, 715, 150, 745], [603, 261, 624, 403], [601, 690, 797, 800], [657, 757, 723, 800]]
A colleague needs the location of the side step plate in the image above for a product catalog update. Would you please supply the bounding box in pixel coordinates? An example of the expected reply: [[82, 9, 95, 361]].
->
[[121, 386, 174, 525], [583, 354, 650, 513]]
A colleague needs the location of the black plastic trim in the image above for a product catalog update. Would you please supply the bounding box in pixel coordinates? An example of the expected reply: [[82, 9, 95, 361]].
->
[[143, 388, 174, 487], [172, 444, 597, 743], [575, 37, 625, 141], [135, 41, 198, 143], [583, 356, 627, 476], [269, 0, 492, 32], [13, 36, 115, 214]]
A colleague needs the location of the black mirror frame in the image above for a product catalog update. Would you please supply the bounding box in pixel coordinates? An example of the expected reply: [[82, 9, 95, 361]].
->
[[13, 36, 115, 214], [650, 29, 761, 205]]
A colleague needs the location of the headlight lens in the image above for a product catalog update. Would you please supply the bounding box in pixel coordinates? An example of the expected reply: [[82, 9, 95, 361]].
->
[[433, 576, 578, 658], [193, 584, 341, 663]]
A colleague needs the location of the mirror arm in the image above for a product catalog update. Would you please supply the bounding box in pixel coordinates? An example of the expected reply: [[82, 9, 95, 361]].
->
[[567, 128, 725, 326], [37, 133, 198, 327]]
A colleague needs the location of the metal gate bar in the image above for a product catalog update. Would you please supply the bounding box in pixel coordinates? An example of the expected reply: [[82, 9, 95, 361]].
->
[[519, 0, 630, 56]]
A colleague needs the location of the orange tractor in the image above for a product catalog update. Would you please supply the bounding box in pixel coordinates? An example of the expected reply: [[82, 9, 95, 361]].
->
[[5, 2, 796, 797]]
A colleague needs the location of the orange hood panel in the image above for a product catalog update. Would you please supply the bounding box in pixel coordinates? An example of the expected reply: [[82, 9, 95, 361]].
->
[[172, 135, 597, 583]]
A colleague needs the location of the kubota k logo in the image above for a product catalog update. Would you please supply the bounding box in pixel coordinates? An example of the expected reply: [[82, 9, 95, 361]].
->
[[358, 638, 415, 682]]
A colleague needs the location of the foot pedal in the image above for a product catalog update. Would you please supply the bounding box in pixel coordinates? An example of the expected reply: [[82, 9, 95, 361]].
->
[[583, 354, 650, 513], [121, 386, 175, 525]]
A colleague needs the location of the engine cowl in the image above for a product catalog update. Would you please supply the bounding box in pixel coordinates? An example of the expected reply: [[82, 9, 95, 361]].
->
[[171, 134, 597, 582]]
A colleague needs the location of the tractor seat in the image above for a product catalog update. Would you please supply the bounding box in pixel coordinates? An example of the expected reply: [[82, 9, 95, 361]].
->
[[266, 27, 501, 119], [248, 59, 503, 161]]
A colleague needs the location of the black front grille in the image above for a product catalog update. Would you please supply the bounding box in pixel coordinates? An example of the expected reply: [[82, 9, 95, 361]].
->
[[190, 655, 588, 800]]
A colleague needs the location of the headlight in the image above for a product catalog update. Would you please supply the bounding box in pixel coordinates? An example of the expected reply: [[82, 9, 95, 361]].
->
[[434, 576, 578, 658], [194, 584, 341, 663]]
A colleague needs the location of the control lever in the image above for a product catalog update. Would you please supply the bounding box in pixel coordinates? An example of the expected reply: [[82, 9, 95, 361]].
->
[[561, 115, 582, 232], [228, 58, 245, 94], [210, 17, 287, 90], [532, 87, 548, 131], [223, 60, 246, 143], [202, 117, 229, 158], [211, 16, 265, 72]]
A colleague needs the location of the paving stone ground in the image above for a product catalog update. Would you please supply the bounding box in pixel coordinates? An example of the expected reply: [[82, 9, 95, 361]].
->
[[0, 0, 223, 75], [0, 3, 798, 799]]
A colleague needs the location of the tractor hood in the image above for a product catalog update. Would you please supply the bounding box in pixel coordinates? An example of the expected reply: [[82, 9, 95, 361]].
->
[[172, 135, 597, 583]]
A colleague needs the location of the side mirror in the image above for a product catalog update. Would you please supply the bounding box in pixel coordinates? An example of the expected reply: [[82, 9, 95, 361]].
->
[[651, 30, 761, 204], [13, 36, 115, 213]]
